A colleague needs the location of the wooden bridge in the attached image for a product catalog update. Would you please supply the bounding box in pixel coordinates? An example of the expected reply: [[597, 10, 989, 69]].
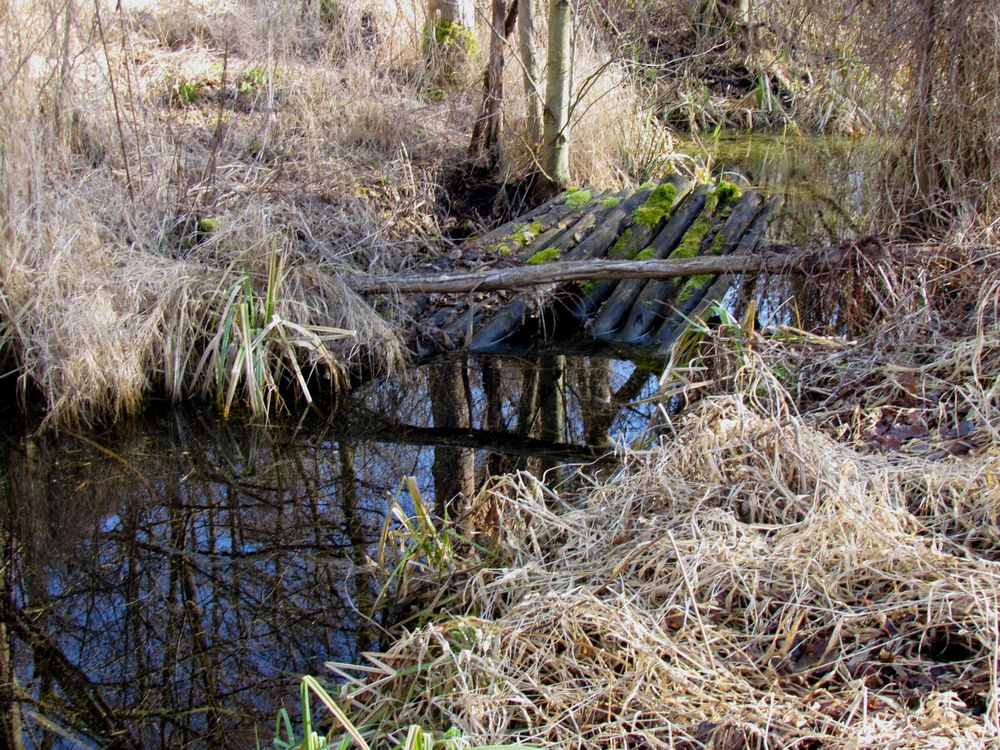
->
[[351, 176, 787, 360]]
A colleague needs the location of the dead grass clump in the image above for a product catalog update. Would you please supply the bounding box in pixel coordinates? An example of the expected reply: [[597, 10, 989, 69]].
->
[[1, 0, 459, 424], [338, 392, 999, 747]]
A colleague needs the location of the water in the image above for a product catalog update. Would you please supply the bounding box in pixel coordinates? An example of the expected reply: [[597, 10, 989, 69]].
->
[[0, 356, 660, 748], [677, 132, 879, 243]]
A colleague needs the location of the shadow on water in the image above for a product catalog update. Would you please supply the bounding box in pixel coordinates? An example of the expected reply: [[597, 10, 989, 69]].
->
[[0, 355, 659, 748]]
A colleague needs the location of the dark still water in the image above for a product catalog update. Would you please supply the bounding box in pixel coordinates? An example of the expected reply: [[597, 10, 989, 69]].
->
[[0, 355, 658, 748]]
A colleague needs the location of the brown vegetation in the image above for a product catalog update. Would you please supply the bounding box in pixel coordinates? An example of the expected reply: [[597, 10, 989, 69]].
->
[[332, 244, 1000, 748]]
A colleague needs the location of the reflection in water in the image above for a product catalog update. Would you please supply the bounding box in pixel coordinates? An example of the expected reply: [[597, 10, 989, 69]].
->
[[0, 355, 658, 747], [679, 134, 880, 243]]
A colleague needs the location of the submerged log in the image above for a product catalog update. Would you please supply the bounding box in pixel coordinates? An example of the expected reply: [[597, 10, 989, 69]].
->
[[349, 243, 851, 295]]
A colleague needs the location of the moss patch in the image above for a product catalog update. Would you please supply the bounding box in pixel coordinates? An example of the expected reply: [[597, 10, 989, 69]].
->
[[511, 222, 543, 245], [486, 243, 512, 255], [714, 180, 743, 208], [670, 216, 712, 259], [598, 197, 622, 208], [564, 190, 593, 207], [675, 275, 712, 305], [425, 18, 477, 55], [526, 247, 560, 265], [197, 217, 221, 234], [632, 182, 677, 227], [635, 247, 656, 261], [581, 280, 599, 294], [611, 228, 636, 259]]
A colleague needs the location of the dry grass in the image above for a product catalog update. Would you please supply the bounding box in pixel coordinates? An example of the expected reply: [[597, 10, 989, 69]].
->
[[326, 245, 1000, 748], [0, 0, 680, 425]]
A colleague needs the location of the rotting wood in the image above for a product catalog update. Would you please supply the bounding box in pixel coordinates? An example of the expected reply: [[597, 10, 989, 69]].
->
[[514, 189, 618, 260], [652, 197, 778, 353], [349, 244, 853, 295], [594, 184, 712, 340], [616, 186, 757, 343], [467, 190, 638, 352], [572, 175, 694, 321]]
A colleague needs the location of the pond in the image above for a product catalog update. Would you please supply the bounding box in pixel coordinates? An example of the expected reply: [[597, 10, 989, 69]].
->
[[676, 132, 879, 243], [0, 134, 881, 748], [0, 356, 660, 748]]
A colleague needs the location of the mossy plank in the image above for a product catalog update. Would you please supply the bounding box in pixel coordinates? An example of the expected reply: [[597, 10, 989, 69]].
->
[[652, 197, 777, 355], [609, 186, 712, 342], [573, 175, 692, 323]]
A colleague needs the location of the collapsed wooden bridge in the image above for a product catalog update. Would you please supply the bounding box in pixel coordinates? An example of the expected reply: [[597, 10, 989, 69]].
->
[[351, 176, 804, 360]]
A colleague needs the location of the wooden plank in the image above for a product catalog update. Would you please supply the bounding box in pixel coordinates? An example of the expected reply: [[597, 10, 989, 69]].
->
[[590, 184, 711, 340], [570, 175, 693, 321], [464, 191, 637, 352], [359, 244, 849, 296], [652, 197, 777, 355], [615, 188, 757, 344], [465, 192, 568, 251]]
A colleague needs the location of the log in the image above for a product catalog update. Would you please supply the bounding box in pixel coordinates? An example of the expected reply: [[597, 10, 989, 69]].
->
[[590, 184, 711, 339], [349, 244, 847, 295], [570, 174, 694, 321]]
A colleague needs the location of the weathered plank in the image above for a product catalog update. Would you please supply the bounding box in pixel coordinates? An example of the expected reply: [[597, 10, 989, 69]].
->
[[652, 197, 778, 354], [590, 184, 711, 340], [571, 174, 694, 321], [467, 188, 656, 352]]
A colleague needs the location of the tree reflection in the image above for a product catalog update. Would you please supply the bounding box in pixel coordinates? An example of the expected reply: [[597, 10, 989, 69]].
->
[[0, 354, 657, 747]]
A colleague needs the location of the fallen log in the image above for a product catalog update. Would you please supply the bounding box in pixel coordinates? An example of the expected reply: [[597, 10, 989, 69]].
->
[[348, 245, 855, 295]]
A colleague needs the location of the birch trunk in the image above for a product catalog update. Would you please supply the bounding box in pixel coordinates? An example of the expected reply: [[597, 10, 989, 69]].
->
[[541, 0, 572, 195]]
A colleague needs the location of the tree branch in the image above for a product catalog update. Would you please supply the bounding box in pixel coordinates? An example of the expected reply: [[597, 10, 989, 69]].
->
[[346, 246, 854, 294]]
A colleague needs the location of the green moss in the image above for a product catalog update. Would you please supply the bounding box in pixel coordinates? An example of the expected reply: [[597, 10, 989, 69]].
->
[[635, 247, 656, 260], [670, 216, 712, 259], [598, 197, 622, 207], [564, 190, 592, 207], [633, 182, 677, 227], [581, 280, 599, 294], [526, 247, 560, 265], [611, 228, 636, 259], [675, 276, 712, 305], [425, 18, 477, 55], [710, 228, 728, 254], [637, 180, 657, 191], [511, 222, 543, 245], [714, 179, 743, 208], [486, 243, 511, 255], [197, 217, 222, 234]]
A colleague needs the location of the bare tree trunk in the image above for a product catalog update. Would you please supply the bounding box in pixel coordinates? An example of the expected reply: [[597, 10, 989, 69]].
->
[[518, 0, 543, 147], [541, 0, 572, 196], [469, 0, 509, 169]]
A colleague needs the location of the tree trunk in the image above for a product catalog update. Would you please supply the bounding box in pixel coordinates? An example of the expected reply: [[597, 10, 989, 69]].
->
[[518, 0, 543, 147], [426, 0, 476, 81], [469, 0, 509, 169], [541, 0, 572, 196]]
